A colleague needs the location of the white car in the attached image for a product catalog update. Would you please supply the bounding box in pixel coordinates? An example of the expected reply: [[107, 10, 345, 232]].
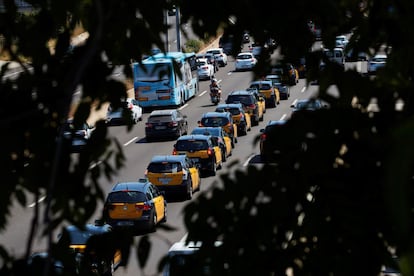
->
[[235, 52, 257, 71], [206, 48, 228, 67], [196, 58, 215, 80], [106, 98, 143, 125], [368, 54, 387, 75]]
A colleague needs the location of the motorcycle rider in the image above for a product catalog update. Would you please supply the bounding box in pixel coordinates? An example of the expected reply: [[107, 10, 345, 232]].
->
[[209, 78, 221, 100]]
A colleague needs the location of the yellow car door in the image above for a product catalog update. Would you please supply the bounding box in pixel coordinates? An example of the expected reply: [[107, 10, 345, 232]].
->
[[189, 166, 200, 191], [213, 145, 222, 166], [150, 185, 165, 223], [223, 135, 232, 156]]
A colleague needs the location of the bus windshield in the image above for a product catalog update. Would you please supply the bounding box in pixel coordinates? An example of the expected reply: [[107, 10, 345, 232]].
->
[[135, 63, 171, 82]]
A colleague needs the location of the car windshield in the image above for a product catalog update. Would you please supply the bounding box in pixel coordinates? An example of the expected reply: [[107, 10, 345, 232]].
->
[[200, 117, 229, 127], [68, 230, 96, 244], [176, 140, 209, 151], [106, 191, 146, 203], [147, 162, 183, 173]]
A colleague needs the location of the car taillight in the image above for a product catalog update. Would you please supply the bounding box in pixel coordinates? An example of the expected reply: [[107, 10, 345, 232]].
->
[[207, 148, 213, 156], [261, 133, 267, 141], [168, 121, 178, 127], [248, 104, 256, 109], [136, 203, 151, 211], [128, 103, 133, 109], [172, 148, 177, 155], [146, 123, 153, 128]]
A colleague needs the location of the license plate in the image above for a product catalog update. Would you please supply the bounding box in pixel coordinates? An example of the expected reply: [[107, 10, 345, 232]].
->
[[117, 221, 133, 226], [155, 126, 166, 130], [158, 177, 171, 184]]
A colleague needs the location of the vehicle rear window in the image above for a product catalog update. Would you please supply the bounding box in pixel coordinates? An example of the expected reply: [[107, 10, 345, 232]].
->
[[227, 95, 253, 105], [148, 115, 172, 123], [176, 140, 208, 151], [106, 191, 146, 203], [237, 54, 252, 60], [200, 117, 229, 127], [216, 107, 240, 116], [147, 162, 183, 173]]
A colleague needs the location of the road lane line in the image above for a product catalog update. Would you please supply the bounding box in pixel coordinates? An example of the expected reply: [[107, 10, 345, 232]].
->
[[198, 90, 207, 97], [178, 103, 188, 110], [89, 160, 103, 170], [28, 195, 46, 208], [301, 87, 306, 93], [124, 137, 138, 146], [280, 114, 287, 120]]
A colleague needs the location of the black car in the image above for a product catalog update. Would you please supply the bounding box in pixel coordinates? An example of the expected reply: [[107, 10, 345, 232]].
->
[[259, 120, 288, 162], [225, 90, 264, 126], [145, 109, 188, 142]]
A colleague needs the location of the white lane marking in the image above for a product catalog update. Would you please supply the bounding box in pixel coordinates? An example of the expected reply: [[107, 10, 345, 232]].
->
[[178, 103, 188, 110], [301, 87, 306, 93], [291, 98, 298, 106], [198, 90, 207, 97], [124, 137, 138, 146], [228, 71, 232, 76], [243, 154, 255, 167], [89, 160, 103, 170], [28, 195, 46, 208], [280, 114, 287, 120]]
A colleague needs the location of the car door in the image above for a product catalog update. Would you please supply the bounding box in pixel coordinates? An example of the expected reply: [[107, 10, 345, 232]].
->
[[149, 185, 165, 223], [210, 138, 222, 166], [186, 158, 200, 191]]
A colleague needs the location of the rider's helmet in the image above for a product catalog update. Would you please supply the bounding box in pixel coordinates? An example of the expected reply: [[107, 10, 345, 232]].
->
[[211, 78, 218, 85]]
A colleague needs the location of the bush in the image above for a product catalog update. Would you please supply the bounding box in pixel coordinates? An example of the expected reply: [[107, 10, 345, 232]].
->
[[184, 39, 204, 53]]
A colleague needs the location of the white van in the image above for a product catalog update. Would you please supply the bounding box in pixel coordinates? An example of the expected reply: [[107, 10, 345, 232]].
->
[[323, 47, 345, 67]]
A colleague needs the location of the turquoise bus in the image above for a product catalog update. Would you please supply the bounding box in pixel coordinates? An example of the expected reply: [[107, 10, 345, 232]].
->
[[133, 52, 199, 108]]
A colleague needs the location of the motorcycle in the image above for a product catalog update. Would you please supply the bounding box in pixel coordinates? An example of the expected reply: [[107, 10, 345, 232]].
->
[[210, 87, 221, 105]]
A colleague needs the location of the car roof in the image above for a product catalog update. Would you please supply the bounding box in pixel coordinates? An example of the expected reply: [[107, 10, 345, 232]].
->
[[216, 103, 243, 109], [267, 120, 287, 126], [191, 126, 223, 136], [177, 134, 211, 141], [250, 80, 273, 85], [228, 90, 254, 95], [150, 155, 187, 163], [64, 223, 112, 236], [201, 111, 231, 118], [110, 179, 151, 192], [149, 109, 176, 116]]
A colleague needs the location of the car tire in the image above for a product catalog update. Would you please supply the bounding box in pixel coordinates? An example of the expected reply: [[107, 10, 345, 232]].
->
[[103, 260, 115, 276], [221, 148, 227, 162], [186, 179, 193, 200], [161, 205, 167, 223], [150, 212, 157, 233], [210, 159, 217, 176]]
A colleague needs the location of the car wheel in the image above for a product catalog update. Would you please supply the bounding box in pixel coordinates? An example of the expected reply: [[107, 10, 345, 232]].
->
[[240, 125, 247, 136], [102, 260, 115, 276], [211, 159, 217, 176], [260, 113, 264, 121], [150, 212, 157, 233], [221, 148, 227, 162]]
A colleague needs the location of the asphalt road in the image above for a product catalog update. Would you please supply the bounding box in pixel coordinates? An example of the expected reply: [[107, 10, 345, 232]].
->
[[2, 39, 368, 275]]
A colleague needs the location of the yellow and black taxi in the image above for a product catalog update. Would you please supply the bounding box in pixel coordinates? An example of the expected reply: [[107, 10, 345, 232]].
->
[[172, 134, 222, 176], [191, 126, 232, 162], [271, 63, 299, 85], [103, 179, 167, 233], [56, 221, 123, 275], [215, 103, 252, 136], [198, 111, 238, 148], [248, 80, 280, 108], [145, 155, 201, 200], [226, 90, 264, 126]]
